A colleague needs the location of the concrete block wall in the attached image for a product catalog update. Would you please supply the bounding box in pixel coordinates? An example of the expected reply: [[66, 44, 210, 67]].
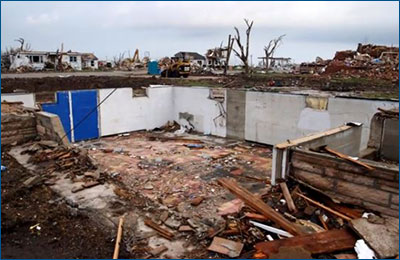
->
[[290, 149, 399, 217], [3, 87, 398, 147], [242, 90, 399, 150], [99, 86, 174, 136], [172, 87, 227, 137], [1, 93, 36, 108], [1, 113, 37, 145], [99, 86, 227, 137], [35, 111, 70, 146]]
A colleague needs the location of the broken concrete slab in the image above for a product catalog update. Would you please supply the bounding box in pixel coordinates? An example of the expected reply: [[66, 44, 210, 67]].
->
[[350, 217, 399, 258]]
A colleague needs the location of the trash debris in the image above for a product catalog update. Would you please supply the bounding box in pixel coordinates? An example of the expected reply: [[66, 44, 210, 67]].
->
[[1, 165, 7, 171], [354, 239, 377, 259], [249, 220, 293, 237]]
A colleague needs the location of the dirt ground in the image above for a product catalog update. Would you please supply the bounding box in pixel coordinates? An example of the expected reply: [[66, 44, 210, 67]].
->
[[1, 148, 131, 259], [1, 71, 398, 99]]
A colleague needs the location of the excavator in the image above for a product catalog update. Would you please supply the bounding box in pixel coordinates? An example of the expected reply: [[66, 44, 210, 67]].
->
[[160, 57, 191, 78]]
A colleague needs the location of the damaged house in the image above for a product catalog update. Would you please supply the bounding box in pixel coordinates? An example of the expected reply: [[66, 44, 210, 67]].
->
[[9, 50, 98, 71], [174, 51, 206, 67]]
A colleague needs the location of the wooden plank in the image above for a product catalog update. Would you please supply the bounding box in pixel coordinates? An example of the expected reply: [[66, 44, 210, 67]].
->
[[244, 212, 269, 221], [275, 125, 352, 149], [321, 197, 362, 219], [218, 178, 305, 236], [323, 147, 374, 171], [144, 218, 174, 240], [254, 229, 357, 258], [279, 182, 297, 213], [113, 217, 124, 259], [350, 217, 399, 259], [295, 193, 352, 221], [208, 237, 244, 257]]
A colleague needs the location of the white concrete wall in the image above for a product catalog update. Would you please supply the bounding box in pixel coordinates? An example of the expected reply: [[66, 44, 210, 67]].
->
[[1, 93, 36, 108], [99, 86, 227, 137], [172, 87, 227, 137], [99, 86, 173, 136], [245, 92, 398, 149]]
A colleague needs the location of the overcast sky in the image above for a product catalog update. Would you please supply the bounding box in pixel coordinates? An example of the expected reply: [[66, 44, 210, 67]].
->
[[1, 1, 399, 64]]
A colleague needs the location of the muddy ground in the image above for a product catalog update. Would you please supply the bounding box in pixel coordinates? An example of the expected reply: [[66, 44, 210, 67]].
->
[[1, 73, 398, 100], [1, 148, 131, 259]]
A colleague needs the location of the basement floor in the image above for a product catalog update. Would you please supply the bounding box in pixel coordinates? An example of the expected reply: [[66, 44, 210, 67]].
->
[[5, 130, 273, 258], [79, 131, 273, 221]]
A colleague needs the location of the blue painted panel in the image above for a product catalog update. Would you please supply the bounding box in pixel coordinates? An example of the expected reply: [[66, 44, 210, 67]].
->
[[71, 90, 99, 142], [148, 61, 160, 75], [41, 92, 72, 141]]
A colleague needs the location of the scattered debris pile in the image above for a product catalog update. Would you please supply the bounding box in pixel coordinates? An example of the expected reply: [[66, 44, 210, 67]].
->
[[204, 177, 399, 259], [300, 43, 399, 81], [22, 141, 100, 186]]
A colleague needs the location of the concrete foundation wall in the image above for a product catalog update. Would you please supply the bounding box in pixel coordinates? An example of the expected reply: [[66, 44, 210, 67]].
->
[[4, 87, 398, 147], [1, 113, 37, 145], [245, 91, 398, 149], [172, 87, 226, 137], [290, 149, 399, 217], [99, 86, 173, 136], [226, 90, 246, 139], [1, 93, 36, 108], [35, 111, 70, 146]]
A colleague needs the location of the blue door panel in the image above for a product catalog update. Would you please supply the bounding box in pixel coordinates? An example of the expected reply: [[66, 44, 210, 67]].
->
[[41, 92, 72, 141], [71, 90, 99, 141]]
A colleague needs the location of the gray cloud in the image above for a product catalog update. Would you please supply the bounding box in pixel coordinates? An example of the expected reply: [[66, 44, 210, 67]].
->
[[2, 1, 398, 62]]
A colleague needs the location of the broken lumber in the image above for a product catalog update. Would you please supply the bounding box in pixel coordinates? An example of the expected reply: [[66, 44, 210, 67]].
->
[[279, 182, 297, 213], [323, 146, 374, 171], [295, 192, 352, 221], [218, 178, 305, 236], [244, 212, 269, 221], [254, 229, 357, 258], [144, 218, 174, 240], [208, 237, 244, 257], [113, 216, 124, 259]]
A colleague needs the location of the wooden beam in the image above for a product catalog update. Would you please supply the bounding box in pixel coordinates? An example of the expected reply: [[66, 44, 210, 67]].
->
[[144, 218, 174, 240], [218, 178, 305, 236], [279, 182, 297, 213], [254, 229, 357, 258], [323, 147, 374, 171], [275, 125, 352, 149], [113, 217, 124, 259], [295, 192, 352, 221]]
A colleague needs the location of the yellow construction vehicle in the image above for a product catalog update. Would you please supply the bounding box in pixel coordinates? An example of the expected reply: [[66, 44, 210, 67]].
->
[[160, 57, 191, 78]]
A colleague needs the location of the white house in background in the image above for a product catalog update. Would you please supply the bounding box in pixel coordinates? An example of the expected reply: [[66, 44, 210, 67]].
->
[[81, 53, 99, 70], [9, 50, 98, 71], [9, 51, 49, 70], [61, 51, 82, 70]]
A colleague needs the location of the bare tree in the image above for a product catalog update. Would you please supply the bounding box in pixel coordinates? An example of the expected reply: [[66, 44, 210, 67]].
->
[[263, 34, 285, 71], [233, 19, 254, 74], [223, 34, 235, 75], [113, 52, 125, 68]]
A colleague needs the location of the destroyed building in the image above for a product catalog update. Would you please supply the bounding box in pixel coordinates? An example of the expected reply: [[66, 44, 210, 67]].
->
[[1, 73, 399, 259], [8, 50, 98, 71], [174, 51, 206, 67], [299, 43, 399, 80]]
